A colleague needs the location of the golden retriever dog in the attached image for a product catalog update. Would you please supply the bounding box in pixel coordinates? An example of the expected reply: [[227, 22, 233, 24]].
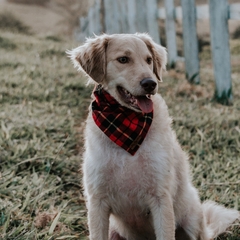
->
[[67, 33, 239, 240]]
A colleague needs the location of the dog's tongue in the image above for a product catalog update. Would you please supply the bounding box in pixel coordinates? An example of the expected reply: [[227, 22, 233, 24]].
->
[[136, 96, 153, 113]]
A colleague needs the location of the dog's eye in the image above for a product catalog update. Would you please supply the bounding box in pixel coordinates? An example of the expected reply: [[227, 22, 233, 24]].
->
[[147, 57, 152, 65], [117, 57, 129, 64]]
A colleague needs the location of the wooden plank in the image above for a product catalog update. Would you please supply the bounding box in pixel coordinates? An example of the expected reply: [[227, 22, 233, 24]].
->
[[92, 0, 102, 35], [79, 17, 88, 35], [158, 7, 166, 20], [103, 0, 120, 34], [229, 3, 240, 20], [75, 16, 88, 42], [196, 4, 209, 19], [175, 6, 183, 19], [209, 0, 232, 104], [164, 0, 177, 66], [127, 0, 137, 33], [146, 0, 160, 44], [117, 0, 128, 33], [135, 0, 148, 33], [158, 6, 184, 20], [158, 4, 240, 20], [88, 7, 95, 36], [181, 0, 200, 84]]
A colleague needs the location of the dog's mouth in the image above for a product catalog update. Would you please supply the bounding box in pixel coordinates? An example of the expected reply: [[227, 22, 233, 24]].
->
[[117, 86, 153, 113]]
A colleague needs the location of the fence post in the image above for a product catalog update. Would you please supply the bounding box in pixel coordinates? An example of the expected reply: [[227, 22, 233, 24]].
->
[[146, 0, 160, 44], [117, 0, 129, 33], [103, 0, 120, 34], [93, 0, 103, 35], [181, 0, 200, 84], [127, 0, 137, 33], [76, 16, 89, 42], [135, 0, 148, 33], [209, 0, 232, 104], [164, 0, 177, 67], [87, 7, 95, 37]]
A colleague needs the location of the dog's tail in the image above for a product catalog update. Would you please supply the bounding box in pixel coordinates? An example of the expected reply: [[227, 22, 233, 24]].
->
[[202, 200, 239, 238]]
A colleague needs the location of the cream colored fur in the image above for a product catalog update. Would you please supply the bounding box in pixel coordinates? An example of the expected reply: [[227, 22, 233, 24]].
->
[[67, 33, 239, 240]]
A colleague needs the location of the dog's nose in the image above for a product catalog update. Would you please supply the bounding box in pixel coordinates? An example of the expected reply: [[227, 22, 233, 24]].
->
[[140, 78, 157, 93]]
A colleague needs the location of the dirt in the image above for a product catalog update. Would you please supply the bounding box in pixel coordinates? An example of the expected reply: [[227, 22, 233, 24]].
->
[[0, 0, 90, 38]]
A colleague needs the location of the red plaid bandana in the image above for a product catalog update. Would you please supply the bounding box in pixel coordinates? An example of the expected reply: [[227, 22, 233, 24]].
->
[[92, 86, 153, 155]]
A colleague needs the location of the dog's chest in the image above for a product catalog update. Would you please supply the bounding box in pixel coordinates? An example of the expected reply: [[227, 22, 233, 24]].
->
[[104, 155, 157, 196], [104, 155, 157, 221], [84, 114, 172, 197]]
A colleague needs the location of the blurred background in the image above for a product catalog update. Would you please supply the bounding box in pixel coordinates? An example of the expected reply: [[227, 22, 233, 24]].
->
[[0, 0, 239, 40], [0, 0, 91, 37]]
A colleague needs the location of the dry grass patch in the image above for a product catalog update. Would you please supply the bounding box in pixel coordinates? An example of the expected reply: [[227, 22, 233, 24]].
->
[[0, 28, 239, 239]]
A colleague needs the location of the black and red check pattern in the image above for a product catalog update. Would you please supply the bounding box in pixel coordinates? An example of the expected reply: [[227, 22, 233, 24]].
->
[[92, 86, 153, 155]]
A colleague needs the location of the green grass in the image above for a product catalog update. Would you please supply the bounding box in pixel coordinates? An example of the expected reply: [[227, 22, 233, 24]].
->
[[0, 28, 239, 239]]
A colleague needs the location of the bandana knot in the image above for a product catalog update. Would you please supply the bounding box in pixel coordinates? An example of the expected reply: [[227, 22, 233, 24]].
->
[[92, 86, 153, 155]]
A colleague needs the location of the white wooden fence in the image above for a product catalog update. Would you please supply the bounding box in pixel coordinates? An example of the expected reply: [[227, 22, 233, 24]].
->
[[75, 0, 240, 104]]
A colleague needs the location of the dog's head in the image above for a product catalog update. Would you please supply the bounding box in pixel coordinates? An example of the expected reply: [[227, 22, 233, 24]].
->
[[67, 33, 167, 113]]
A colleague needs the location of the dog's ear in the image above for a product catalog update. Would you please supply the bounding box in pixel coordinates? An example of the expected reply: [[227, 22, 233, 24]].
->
[[136, 33, 167, 82], [67, 34, 109, 83]]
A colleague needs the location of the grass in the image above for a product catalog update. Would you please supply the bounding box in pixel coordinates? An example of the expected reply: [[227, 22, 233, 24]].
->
[[0, 25, 239, 239], [0, 12, 31, 35]]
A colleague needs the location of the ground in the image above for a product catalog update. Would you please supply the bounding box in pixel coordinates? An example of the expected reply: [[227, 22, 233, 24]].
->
[[0, 1, 239, 240], [0, 0, 91, 38]]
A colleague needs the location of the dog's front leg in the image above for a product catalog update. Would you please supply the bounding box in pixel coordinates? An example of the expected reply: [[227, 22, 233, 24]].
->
[[149, 193, 175, 240], [87, 197, 110, 240]]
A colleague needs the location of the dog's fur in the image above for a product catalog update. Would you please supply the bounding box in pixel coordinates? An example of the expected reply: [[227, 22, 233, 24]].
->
[[68, 33, 239, 240]]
